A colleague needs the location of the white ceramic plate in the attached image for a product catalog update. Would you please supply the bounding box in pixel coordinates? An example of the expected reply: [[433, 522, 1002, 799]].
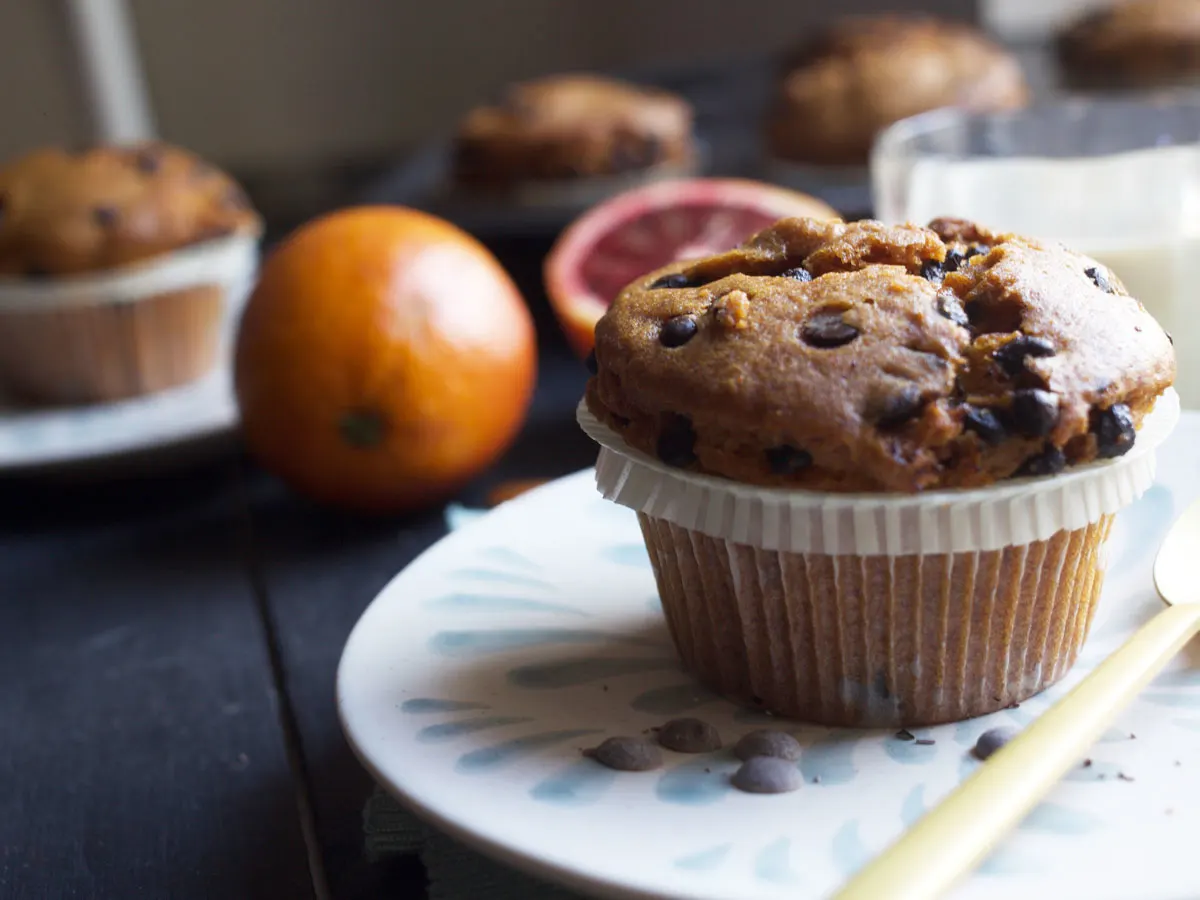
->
[[0, 366, 236, 472], [339, 415, 1200, 900]]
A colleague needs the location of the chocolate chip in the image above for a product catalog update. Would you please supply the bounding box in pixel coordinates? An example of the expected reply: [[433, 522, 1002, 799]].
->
[[780, 266, 812, 282], [935, 292, 969, 327], [973, 726, 1019, 760], [875, 386, 923, 428], [659, 315, 697, 348], [648, 272, 694, 289], [133, 150, 160, 173], [895, 729, 916, 741], [1010, 389, 1059, 437], [584, 349, 598, 375], [801, 310, 858, 348], [657, 415, 697, 468], [24, 264, 49, 278], [657, 718, 722, 753], [915, 739, 936, 746], [1166, 331, 1174, 345], [584, 737, 663, 772], [969, 244, 990, 259], [92, 206, 118, 226], [765, 444, 812, 475], [943, 248, 967, 273], [1017, 445, 1067, 477], [994, 335, 1057, 378], [963, 406, 1006, 445], [1092, 403, 1136, 458], [920, 259, 945, 283], [732, 756, 802, 794], [734, 730, 802, 762], [1085, 265, 1115, 293]]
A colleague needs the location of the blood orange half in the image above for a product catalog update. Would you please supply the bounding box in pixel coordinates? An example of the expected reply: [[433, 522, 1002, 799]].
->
[[543, 177, 839, 357]]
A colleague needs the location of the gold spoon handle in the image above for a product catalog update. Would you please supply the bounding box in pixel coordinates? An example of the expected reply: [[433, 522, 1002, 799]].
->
[[834, 602, 1200, 900]]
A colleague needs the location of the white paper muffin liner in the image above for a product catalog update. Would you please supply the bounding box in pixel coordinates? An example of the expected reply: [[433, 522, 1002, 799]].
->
[[0, 233, 259, 404], [578, 393, 1179, 725], [577, 390, 1178, 557], [0, 232, 258, 311]]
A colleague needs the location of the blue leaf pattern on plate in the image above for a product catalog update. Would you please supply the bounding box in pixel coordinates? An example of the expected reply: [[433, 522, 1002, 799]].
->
[[450, 567, 556, 590], [630, 683, 720, 714], [400, 698, 489, 714], [424, 592, 588, 617], [755, 837, 802, 884], [800, 732, 857, 785], [417, 716, 533, 742], [508, 657, 679, 689], [430, 628, 659, 657], [530, 760, 617, 807], [674, 843, 732, 872], [455, 729, 602, 774], [831, 820, 871, 876], [657, 757, 733, 806], [600, 543, 651, 567], [1019, 802, 1102, 835]]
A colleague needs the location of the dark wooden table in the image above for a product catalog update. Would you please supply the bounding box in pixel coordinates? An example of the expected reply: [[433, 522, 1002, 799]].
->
[[0, 231, 596, 899]]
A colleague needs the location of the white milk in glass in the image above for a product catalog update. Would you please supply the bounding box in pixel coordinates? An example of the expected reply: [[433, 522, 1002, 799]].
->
[[899, 146, 1200, 407]]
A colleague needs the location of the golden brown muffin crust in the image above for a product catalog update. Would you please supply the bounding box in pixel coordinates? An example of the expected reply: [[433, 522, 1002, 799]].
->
[[1057, 0, 1200, 86], [453, 74, 694, 186], [0, 142, 261, 277], [768, 16, 1029, 166], [586, 216, 1175, 493]]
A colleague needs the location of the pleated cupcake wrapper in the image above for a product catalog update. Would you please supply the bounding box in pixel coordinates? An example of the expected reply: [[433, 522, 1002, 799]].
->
[[577, 391, 1179, 556], [0, 233, 259, 311], [0, 234, 259, 403], [577, 394, 1178, 725]]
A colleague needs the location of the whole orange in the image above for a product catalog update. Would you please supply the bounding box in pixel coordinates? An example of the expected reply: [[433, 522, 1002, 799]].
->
[[234, 206, 537, 514]]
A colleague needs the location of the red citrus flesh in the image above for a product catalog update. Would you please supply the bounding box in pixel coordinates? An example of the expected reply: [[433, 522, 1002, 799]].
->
[[544, 178, 839, 356]]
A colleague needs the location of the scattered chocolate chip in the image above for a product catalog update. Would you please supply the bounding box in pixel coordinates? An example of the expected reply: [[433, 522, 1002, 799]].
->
[[994, 335, 1057, 378], [920, 259, 945, 283], [648, 272, 694, 290], [657, 718, 722, 753], [734, 730, 803, 762], [875, 386, 923, 429], [1017, 445, 1067, 477], [659, 315, 698, 348], [1118, 772, 1135, 782], [1010, 389, 1059, 437], [802, 310, 858, 348], [914, 739, 936, 746], [765, 444, 812, 475], [1092, 403, 1136, 458], [1083, 759, 1093, 768], [963, 406, 1007, 445], [92, 206, 118, 226], [133, 149, 160, 173], [935, 292, 969, 327], [780, 266, 812, 282], [584, 350, 598, 375], [732, 756, 802, 794], [1085, 265, 1115, 293], [584, 736, 663, 772], [656, 415, 697, 468], [895, 729, 916, 741], [969, 244, 990, 260], [943, 248, 967, 273], [1166, 331, 1174, 345], [972, 726, 1019, 760]]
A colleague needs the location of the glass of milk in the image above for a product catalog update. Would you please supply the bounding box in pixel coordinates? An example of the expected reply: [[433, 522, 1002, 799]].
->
[[871, 96, 1200, 407]]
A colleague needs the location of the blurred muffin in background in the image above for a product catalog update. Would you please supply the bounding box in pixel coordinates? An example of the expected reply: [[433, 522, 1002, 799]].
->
[[767, 16, 1029, 167], [0, 142, 261, 405], [1057, 0, 1200, 90], [452, 74, 696, 189]]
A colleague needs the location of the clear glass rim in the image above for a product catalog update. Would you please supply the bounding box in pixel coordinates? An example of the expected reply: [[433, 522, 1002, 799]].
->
[[871, 91, 1200, 163]]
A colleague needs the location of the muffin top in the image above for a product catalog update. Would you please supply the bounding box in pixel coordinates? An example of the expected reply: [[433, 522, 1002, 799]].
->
[[1057, 0, 1200, 85], [453, 74, 694, 185], [0, 142, 261, 277], [769, 16, 1028, 166], [586, 216, 1175, 493]]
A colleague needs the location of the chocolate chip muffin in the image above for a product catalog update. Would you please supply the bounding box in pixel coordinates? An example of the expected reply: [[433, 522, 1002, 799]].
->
[[587, 216, 1173, 493], [0, 142, 261, 404], [1057, 0, 1200, 89], [453, 74, 695, 188], [768, 17, 1029, 166], [579, 216, 1177, 727]]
